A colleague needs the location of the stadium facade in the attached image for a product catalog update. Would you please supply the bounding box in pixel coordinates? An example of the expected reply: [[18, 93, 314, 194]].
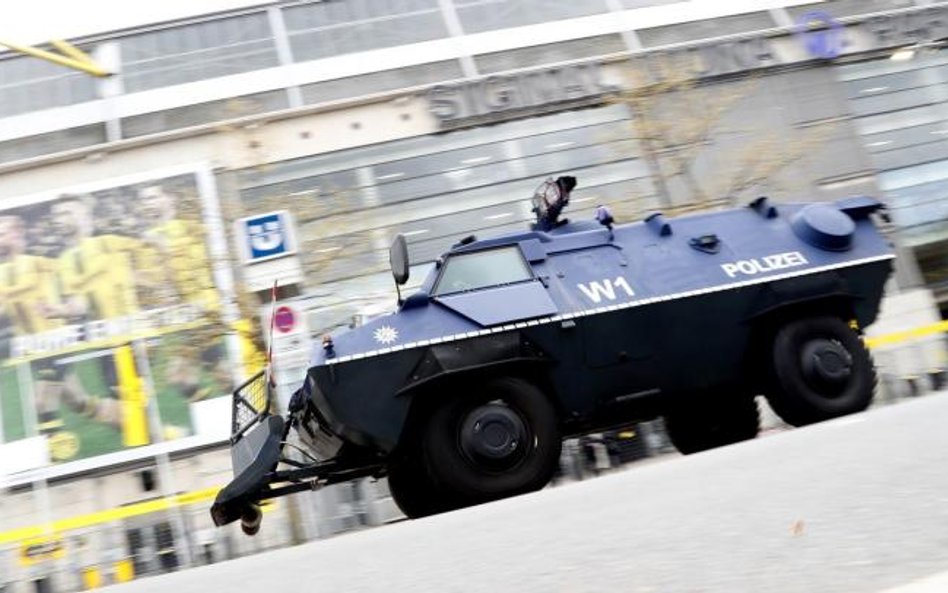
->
[[1, 0, 947, 589]]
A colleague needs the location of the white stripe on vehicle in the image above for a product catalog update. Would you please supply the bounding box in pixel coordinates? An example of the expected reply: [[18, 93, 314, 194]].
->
[[324, 254, 895, 366]]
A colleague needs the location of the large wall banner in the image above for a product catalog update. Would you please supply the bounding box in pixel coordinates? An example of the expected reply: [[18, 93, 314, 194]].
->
[[0, 166, 249, 479]]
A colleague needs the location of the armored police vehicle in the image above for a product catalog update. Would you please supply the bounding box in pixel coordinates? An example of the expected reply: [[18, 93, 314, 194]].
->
[[212, 176, 894, 533]]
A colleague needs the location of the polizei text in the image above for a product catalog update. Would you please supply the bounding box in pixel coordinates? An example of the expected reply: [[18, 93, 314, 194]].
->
[[720, 252, 809, 278]]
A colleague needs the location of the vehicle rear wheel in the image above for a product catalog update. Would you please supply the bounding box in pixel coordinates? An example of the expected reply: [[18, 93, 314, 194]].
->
[[765, 316, 876, 426], [422, 377, 561, 506], [664, 395, 760, 454]]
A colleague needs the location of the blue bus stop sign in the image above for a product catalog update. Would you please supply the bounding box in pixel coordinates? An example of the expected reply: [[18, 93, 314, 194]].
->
[[244, 212, 290, 260]]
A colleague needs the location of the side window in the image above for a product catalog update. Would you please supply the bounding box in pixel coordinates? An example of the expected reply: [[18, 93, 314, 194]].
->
[[434, 246, 532, 295]]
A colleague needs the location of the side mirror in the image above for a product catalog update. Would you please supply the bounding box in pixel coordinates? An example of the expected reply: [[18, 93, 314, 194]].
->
[[390, 234, 409, 286]]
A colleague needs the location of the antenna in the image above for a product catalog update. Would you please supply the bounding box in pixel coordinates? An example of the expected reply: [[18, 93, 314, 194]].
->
[[266, 280, 277, 389]]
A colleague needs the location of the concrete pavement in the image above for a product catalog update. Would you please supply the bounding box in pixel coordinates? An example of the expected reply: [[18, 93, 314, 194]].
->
[[103, 392, 948, 593]]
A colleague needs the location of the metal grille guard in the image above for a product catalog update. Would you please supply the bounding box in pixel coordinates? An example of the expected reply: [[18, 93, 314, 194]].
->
[[231, 369, 272, 443]]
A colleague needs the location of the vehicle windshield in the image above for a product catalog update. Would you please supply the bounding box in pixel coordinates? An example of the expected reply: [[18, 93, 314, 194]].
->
[[433, 246, 532, 295]]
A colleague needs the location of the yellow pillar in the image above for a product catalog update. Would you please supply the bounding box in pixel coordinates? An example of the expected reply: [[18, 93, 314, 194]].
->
[[113, 558, 135, 583], [234, 319, 266, 379], [114, 345, 149, 447], [81, 566, 102, 590]]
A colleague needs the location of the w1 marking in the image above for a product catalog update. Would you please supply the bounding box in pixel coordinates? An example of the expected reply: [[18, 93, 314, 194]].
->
[[577, 276, 635, 304]]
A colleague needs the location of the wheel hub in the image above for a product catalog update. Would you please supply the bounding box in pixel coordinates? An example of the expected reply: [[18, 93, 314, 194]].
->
[[801, 338, 853, 389], [459, 404, 528, 469]]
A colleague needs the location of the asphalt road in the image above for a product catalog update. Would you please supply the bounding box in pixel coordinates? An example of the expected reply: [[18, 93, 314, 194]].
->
[[105, 392, 948, 593]]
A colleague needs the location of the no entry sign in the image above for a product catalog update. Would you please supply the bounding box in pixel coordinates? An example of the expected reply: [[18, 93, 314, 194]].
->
[[274, 305, 296, 334]]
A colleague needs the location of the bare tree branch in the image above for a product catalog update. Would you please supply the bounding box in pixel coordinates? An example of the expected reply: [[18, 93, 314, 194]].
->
[[609, 54, 829, 213]]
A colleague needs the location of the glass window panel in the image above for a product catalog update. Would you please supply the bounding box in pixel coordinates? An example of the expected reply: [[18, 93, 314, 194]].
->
[[843, 67, 948, 99], [120, 14, 279, 92], [121, 90, 288, 138], [850, 86, 948, 117], [637, 12, 776, 47], [879, 159, 948, 191], [419, 104, 631, 156], [455, 0, 609, 34], [389, 176, 655, 264], [377, 156, 646, 220], [885, 178, 948, 212], [373, 163, 511, 203], [301, 61, 463, 105], [786, 0, 916, 21], [0, 54, 97, 117], [301, 241, 388, 283], [374, 142, 509, 182], [411, 219, 533, 262], [475, 35, 626, 74], [239, 168, 361, 218], [434, 247, 532, 295], [890, 198, 948, 229], [392, 211, 533, 262], [370, 138, 642, 206], [285, 0, 447, 62], [863, 121, 948, 153], [240, 109, 620, 195], [373, 126, 638, 190], [871, 143, 948, 171], [516, 139, 639, 175], [515, 120, 634, 157], [837, 51, 948, 83], [0, 124, 106, 164], [855, 104, 948, 135]]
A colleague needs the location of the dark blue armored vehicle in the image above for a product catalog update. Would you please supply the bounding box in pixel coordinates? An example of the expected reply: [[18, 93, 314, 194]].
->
[[212, 177, 894, 532]]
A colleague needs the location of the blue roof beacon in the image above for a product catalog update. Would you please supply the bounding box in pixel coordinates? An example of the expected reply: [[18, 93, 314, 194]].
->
[[213, 176, 894, 532]]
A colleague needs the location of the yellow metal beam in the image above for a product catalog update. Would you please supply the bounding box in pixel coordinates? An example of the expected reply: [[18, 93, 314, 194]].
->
[[0, 486, 282, 547], [864, 320, 948, 349], [0, 38, 110, 77], [0, 486, 222, 545], [50, 39, 94, 64]]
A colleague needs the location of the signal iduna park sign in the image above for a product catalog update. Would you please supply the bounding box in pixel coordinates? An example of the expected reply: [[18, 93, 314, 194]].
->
[[427, 62, 620, 127], [425, 5, 948, 128]]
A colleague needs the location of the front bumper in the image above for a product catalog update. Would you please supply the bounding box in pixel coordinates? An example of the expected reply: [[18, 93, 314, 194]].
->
[[211, 370, 285, 527], [210, 414, 285, 526], [210, 369, 384, 529]]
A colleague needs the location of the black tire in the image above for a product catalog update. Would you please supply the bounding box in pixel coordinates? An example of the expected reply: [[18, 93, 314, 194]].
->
[[664, 395, 760, 455], [765, 316, 876, 426], [386, 456, 445, 519], [422, 377, 561, 505]]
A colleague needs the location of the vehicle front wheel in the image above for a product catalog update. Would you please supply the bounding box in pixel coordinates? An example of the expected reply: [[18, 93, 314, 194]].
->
[[664, 395, 760, 454], [386, 455, 445, 519], [422, 377, 561, 507], [765, 316, 876, 426]]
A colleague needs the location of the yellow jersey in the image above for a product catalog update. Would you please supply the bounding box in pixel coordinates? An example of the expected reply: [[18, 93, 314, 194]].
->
[[57, 235, 141, 320], [108, 234, 164, 308], [145, 220, 218, 309], [0, 255, 62, 334]]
